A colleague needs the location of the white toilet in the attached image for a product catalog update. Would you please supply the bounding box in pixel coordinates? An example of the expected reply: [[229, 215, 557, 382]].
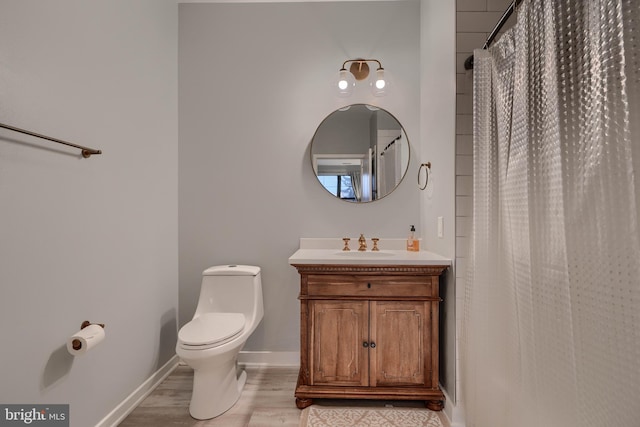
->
[[176, 265, 264, 420]]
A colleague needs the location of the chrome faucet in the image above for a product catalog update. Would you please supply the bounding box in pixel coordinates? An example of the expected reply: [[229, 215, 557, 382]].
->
[[358, 234, 367, 251]]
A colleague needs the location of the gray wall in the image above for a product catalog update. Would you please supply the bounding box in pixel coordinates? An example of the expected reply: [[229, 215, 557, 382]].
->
[[420, 0, 457, 413], [0, 1, 178, 426], [179, 1, 422, 351]]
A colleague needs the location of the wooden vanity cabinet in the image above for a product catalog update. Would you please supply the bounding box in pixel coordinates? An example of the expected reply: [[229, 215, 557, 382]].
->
[[292, 264, 448, 411]]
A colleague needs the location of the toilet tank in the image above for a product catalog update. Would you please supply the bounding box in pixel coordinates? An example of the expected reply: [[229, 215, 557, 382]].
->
[[193, 265, 263, 321]]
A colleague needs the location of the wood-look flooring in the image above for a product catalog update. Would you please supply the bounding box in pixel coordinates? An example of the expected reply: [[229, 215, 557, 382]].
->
[[118, 364, 299, 427], [118, 364, 450, 427]]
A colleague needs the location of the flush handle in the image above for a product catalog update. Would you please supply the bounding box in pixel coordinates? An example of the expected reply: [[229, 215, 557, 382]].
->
[[367, 283, 371, 289]]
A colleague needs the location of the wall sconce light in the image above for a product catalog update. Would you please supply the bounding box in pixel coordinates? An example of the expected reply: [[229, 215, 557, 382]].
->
[[334, 59, 389, 97]]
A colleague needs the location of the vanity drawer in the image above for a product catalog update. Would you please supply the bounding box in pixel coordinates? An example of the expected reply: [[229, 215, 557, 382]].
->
[[306, 274, 433, 298]]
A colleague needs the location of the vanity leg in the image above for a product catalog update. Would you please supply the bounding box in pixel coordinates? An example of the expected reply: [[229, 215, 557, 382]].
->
[[426, 400, 444, 411], [296, 398, 313, 409]]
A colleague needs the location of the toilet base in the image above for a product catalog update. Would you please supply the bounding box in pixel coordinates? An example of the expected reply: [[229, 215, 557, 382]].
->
[[189, 363, 247, 420]]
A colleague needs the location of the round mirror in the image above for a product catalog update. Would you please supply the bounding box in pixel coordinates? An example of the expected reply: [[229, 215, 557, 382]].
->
[[310, 104, 410, 202]]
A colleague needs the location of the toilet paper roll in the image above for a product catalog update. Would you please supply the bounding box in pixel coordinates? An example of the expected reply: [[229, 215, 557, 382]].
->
[[66, 324, 105, 356]]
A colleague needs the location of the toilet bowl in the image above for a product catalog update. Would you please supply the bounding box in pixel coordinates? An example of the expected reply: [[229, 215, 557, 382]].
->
[[176, 265, 264, 420]]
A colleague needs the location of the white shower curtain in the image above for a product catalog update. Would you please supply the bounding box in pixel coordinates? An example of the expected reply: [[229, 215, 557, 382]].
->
[[379, 141, 399, 197], [462, 1, 640, 427]]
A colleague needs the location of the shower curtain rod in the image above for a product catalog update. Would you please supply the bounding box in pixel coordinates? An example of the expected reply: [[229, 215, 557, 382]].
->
[[463, 0, 522, 70], [0, 122, 102, 158]]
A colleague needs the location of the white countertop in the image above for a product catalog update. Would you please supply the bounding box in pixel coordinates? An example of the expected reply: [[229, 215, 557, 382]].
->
[[288, 238, 451, 266]]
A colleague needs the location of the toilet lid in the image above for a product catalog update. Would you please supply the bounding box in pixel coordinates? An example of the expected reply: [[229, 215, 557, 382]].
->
[[179, 313, 245, 346]]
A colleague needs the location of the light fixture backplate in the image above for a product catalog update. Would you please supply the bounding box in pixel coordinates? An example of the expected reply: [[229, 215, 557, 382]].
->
[[349, 61, 370, 81]]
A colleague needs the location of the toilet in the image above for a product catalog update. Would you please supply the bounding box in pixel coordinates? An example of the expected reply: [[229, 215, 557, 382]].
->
[[176, 265, 264, 420]]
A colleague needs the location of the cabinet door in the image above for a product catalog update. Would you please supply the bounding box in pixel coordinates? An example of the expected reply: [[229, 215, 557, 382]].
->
[[370, 301, 430, 387], [310, 300, 369, 386]]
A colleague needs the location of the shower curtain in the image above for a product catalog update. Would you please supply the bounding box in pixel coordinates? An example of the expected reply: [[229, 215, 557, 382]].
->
[[462, 1, 640, 427], [379, 141, 399, 197]]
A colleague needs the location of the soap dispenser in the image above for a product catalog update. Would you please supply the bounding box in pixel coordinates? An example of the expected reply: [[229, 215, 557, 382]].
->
[[407, 225, 420, 252]]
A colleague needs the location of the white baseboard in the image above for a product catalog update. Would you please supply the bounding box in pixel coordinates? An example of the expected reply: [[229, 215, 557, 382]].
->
[[442, 388, 466, 427], [238, 351, 300, 367], [95, 355, 179, 427]]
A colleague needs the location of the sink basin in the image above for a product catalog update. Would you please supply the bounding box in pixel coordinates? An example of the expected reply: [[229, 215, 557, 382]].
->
[[334, 251, 396, 258]]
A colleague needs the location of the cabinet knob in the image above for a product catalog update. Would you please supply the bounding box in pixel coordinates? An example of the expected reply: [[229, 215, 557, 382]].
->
[[363, 341, 369, 348], [370, 342, 376, 349]]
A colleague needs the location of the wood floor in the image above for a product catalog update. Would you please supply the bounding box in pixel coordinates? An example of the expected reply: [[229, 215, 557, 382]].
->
[[118, 364, 300, 427], [118, 364, 449, 427]]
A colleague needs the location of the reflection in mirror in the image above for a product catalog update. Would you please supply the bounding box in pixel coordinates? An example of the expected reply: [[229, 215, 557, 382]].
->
[[310, 104, 410, 202]]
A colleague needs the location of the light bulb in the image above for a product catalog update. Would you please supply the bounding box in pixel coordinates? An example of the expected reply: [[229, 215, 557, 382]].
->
[[334, 68, 355, 97], [370, 68, 389, 97]]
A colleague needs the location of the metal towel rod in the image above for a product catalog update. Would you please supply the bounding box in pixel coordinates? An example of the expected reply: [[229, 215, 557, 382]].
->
[[0, 122, 102, 158]]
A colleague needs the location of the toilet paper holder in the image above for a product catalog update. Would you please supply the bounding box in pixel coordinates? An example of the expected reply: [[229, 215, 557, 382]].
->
[[71, 320, 105, 351]]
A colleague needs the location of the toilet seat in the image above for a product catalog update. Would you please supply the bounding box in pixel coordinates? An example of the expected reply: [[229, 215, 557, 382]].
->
[[179, 312, 245, 349]]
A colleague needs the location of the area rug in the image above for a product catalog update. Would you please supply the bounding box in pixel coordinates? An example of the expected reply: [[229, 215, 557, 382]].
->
[[299, 406, 444, 427]]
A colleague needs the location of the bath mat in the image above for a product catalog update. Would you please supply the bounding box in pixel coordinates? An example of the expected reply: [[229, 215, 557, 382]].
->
[[299, 405, 444, 427]]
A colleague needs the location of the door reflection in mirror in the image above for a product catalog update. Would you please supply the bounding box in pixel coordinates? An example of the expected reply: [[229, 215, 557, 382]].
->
[[310, 104, 410, 203]]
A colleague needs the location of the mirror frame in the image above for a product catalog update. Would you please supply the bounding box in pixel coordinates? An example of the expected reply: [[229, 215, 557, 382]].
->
[[309, 104, 411, 203]]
